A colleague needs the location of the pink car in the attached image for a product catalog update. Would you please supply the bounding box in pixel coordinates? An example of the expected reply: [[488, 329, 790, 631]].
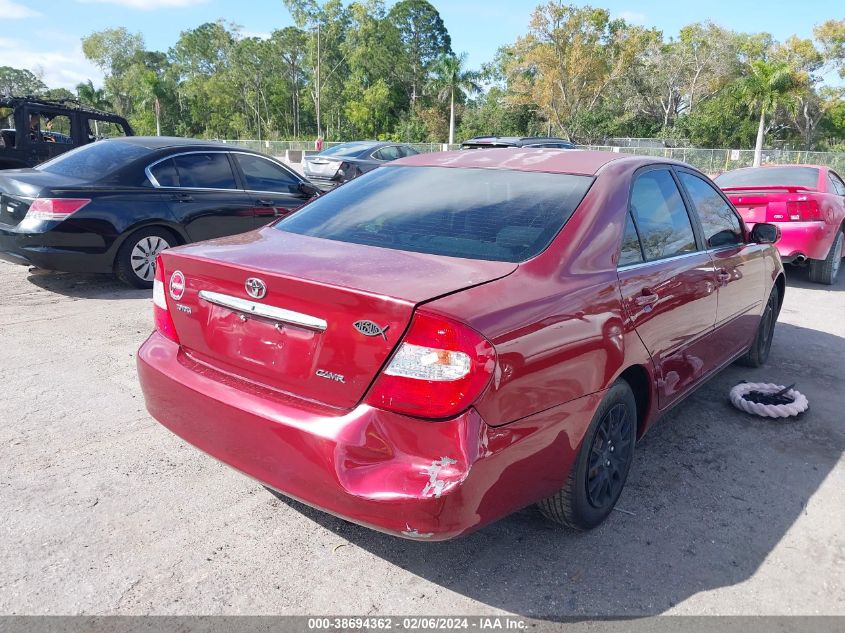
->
[[716, 165, 845, 284]]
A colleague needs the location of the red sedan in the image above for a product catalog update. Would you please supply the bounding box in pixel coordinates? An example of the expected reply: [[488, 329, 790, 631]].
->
[[137, 149, 784, 540], [716, 165, 845, 285]]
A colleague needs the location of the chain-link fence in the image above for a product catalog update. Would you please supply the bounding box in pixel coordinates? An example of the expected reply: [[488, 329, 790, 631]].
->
[[218, 138, 845, 174], [581, 145, 845, 175]]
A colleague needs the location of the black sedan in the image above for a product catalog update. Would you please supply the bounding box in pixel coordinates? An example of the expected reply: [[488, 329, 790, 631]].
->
[[302, 141, 419, 190], [0, 137, 319, 287]]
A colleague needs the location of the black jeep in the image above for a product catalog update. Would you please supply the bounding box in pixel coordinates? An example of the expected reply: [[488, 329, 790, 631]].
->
[[0, 96, 134, 169]]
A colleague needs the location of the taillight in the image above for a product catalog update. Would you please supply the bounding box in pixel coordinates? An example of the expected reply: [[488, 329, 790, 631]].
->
[[152, 256, 179, 343], [365, 311, 496, 419], [24, 198, 90, 221], [785, 200, 821, 221]]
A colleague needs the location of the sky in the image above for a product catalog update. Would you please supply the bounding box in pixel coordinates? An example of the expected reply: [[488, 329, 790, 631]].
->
[[0, 0, 838, 90]]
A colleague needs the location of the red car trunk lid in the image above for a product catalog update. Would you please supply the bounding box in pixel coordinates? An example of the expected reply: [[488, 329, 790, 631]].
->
[[723, 186, 819, 223], [158, 229, 516, 410]]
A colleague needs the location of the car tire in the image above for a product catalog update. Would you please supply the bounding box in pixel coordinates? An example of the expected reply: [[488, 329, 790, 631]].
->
[[115, 227, 176, 289], [808, 230, 843, 285], [737, 285, 780, 368], [537, 379, 637, 530]]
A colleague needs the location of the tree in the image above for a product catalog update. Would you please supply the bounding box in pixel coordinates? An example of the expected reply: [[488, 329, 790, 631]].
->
[[76, 80, 112, 110], [739, 60, 804, 165], [272, 27, 309, 137], [388, 0, 452, 106], [0, 66, 47, 96], [503, 3, 651, 142], [428, 53, 479, 144], [815, 19, 845, 78], [81, 28, 145, 115]]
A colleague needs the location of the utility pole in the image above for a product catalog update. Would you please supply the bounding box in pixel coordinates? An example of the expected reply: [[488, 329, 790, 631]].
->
[[316, 22, 321, 138]]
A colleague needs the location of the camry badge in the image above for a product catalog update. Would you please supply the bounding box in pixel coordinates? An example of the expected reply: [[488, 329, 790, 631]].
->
[[245, 277, 267, 299], [353, 320, 390, 340]]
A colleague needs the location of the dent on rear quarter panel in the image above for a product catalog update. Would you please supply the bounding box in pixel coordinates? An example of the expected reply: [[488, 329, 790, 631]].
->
[[426, 158, 651, 428]]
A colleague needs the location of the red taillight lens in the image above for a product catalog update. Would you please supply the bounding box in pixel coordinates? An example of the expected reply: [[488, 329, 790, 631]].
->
[[365, 311, 496, 419], [785, 200, 821, 221], [152, 256, 179, 343], [25, 198, 91, 221]]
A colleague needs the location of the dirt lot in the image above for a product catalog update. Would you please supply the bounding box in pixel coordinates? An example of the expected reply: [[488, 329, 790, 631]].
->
[[0, 259, 843, 617]]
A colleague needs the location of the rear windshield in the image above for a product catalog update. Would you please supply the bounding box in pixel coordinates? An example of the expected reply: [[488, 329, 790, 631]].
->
[[319, 143, 374, 158], [715, 166, 819, 189], [36, 140, 148, 178], [276, 166, 593, 263]]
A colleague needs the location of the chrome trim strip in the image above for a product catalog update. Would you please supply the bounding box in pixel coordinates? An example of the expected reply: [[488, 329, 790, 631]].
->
[[617, 250, 705, 271], [198, 290, 327, 332]]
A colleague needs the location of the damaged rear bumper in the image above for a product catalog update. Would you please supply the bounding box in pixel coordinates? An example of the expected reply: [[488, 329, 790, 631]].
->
[[137, 331, 599, 540]]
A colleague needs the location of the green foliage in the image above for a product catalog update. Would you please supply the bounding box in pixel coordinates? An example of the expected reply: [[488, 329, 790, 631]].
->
[[6, 2, 827, 150], [0, 66, 47, 96]]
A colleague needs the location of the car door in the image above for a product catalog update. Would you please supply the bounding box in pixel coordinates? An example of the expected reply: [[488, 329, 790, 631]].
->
[[616, 167, 720, 409], [675, 169, 768, 359], [151, 152, 255, 242], [231, 152, 314, 227]]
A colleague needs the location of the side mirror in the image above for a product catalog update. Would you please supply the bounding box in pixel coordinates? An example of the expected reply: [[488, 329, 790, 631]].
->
[[298, 181, 320, 198], [750, 222, 780, 245]]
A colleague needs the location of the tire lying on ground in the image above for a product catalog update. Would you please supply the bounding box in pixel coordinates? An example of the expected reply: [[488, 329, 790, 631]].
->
[[729, 382, 809, 418]]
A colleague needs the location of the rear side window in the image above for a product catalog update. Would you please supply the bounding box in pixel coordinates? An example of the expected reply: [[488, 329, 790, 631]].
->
[[619, 211, 644, 266], [276, 166, 593, 263], [715, 166, 819, 189], [372, 146, 401, 161], [235, 153, 298, 192], [172, 153, 238, 190], [828, 171, 845, 196], [149, 158, 178, 187], [629, 169, 697, 261], [678, 171, 743, 248]]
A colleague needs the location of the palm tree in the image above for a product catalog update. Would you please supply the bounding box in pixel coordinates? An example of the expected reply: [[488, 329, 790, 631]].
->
[[428, 53, 480, 145], [75, 80, 112, 111], [739, 60, 804, 166], [76, 80, 113, 138]]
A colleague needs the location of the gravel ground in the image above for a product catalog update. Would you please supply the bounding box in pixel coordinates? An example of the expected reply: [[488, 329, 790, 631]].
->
[[0, 259, 843, 617]]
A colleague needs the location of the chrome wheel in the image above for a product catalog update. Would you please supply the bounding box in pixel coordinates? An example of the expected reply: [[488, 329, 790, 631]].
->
[[130, 235, 170, 282]]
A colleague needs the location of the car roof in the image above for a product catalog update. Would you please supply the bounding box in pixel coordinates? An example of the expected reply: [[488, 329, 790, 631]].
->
[[725, 164, 826, 170], [461, 136, 574, 146], [392, 148, 664, 176], [107, 136, 237, 151]]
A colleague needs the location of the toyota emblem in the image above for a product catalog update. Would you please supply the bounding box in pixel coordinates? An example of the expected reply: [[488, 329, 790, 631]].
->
[[245, 277, 267, 299], [169, 270, 185, 300]]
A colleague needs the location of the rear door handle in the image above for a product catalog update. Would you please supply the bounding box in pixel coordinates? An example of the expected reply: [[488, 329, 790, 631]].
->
[[256, 199, 275, 207], [171, 193, 193, 202]]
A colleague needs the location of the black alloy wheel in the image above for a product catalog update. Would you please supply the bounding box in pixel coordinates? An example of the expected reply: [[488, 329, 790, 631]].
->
[[586, 403, 634, 509]]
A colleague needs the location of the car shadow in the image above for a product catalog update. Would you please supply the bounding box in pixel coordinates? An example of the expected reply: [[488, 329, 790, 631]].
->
[[268, 321, 844, 618], [25, 268, 149, 300], [783, 263, 845, 291]]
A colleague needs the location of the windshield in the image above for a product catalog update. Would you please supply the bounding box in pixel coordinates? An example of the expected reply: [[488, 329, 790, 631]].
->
[[716, 166, 819, 189], [276, 166, 593, 263], [319, 142, 375, 158], [36, 140, 148, 178]]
